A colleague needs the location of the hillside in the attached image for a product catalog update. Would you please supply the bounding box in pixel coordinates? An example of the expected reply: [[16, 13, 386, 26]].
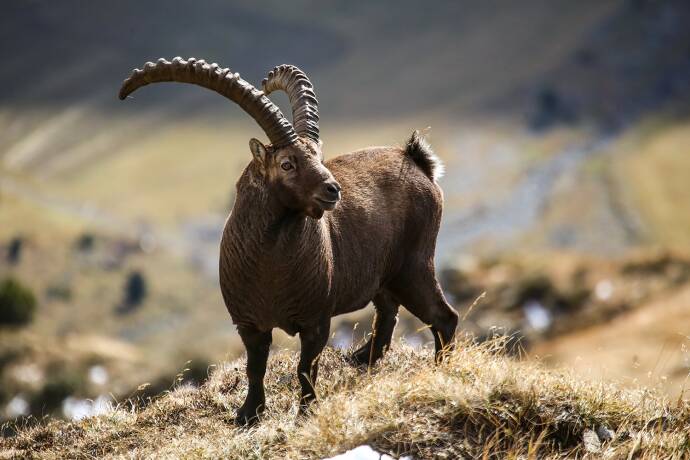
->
[[2, 1, 688, 252], [3, 0, 689, 256], [3, 339, 689, 459]]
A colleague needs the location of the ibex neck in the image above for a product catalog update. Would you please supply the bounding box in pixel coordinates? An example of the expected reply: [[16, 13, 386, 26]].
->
[[229, 168, 328, 258], [221, 167, 334, 333]]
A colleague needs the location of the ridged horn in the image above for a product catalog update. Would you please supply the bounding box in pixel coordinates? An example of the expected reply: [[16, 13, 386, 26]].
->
[[262, 65, 319, 144], [119, 57, 298, 147]]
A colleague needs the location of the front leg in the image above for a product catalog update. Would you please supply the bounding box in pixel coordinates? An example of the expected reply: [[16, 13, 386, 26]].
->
[[235, 326, 272, 426], [297, 320, 330, 412]]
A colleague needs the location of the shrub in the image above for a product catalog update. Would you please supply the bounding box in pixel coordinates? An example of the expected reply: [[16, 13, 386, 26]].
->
[[0, 278, 37, 327]]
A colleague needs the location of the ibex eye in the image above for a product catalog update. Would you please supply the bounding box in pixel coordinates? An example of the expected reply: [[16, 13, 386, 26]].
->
[[281, 162, 293, 171]]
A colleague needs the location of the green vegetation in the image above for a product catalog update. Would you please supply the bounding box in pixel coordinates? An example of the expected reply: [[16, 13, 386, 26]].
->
[[3, 339, 689, 459], [0, 278, 36, 328]]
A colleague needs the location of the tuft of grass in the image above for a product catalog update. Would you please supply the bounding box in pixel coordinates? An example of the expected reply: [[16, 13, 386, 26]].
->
[[2, 338, 689, 459]]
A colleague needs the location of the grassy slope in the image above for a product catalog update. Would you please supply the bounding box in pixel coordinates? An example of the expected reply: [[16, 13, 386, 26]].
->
[[613, 117, 690, 247], [3, 339, 689, 459], [521, 114, 690, 253], [534, 284, 690, 399]]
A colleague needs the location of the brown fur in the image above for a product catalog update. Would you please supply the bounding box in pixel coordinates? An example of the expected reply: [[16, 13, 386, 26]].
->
[[221, 133, 458, 424], [116, 58, 458, 425]]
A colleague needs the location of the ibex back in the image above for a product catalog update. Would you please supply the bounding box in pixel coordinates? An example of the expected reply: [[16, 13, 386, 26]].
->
[[119, 58, 458, 425]]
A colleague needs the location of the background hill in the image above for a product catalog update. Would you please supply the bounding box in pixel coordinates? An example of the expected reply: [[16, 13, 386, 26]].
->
[[1, 0, 690, 443]]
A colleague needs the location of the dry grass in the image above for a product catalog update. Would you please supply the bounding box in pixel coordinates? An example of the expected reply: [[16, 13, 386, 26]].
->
[[3, 338, 689, 459]]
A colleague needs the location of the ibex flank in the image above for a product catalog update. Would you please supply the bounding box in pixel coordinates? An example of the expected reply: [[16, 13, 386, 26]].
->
[[119, 57, 459, 425]]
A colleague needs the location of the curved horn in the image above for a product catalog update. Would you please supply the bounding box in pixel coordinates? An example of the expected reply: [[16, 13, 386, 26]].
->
[[262, 65, 319, 144], [119, 57, 297, 147]]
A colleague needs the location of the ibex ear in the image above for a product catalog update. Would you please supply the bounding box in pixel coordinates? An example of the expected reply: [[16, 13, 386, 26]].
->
[[249, 138, 267, 165]]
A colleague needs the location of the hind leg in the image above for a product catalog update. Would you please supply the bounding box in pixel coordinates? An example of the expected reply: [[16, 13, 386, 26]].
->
[[350, 291, 399, 367], [391, 262, 458, 361]]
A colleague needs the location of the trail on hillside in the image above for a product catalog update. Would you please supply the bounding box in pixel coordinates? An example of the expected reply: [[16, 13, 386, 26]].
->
[[436, 132, 642, 259]]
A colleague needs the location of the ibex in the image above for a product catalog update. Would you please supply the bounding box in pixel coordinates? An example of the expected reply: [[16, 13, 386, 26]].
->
[[119, 58, 458, 425]]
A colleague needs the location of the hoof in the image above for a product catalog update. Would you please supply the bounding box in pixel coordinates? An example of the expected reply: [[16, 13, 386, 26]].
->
[[234, 413, 259, 427], [348, 343, 385, 368], [347, 343, 373, 367], [234, 403, 263, 427]]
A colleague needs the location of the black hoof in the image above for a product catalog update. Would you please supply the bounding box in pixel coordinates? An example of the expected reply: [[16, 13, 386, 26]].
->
[[347, 343, 373, 367], [234, 403, 263, 427]]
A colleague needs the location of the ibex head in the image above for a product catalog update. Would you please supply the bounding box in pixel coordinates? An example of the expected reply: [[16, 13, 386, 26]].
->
[[119, 59, 341, 219]]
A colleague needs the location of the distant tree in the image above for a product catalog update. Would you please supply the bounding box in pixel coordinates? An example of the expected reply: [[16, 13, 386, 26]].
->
[[74, 233, 95, 252], [116, 271, 147, 314], [7, 237, 23, 265], [0, 278, 37, 327]]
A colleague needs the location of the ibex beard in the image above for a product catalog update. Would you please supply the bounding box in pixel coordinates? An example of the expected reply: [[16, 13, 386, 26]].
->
[[119, 58, 459, 426]]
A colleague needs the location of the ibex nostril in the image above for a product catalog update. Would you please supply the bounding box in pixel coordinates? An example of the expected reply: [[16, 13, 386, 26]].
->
[[324, 181, 341, 200]]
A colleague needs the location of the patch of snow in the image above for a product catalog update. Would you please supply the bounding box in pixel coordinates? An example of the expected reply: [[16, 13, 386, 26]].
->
[[324, 445, 412, 460], [88, 365, 109, 385], [62, 395, 112, 421], [6, 395, 29, 418], [523, 300, 552, 331], [595, 279, 614, 301]]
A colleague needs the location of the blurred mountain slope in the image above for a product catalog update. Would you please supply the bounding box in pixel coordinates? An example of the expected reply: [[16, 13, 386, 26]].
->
[[0, 0, 628, 178]]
